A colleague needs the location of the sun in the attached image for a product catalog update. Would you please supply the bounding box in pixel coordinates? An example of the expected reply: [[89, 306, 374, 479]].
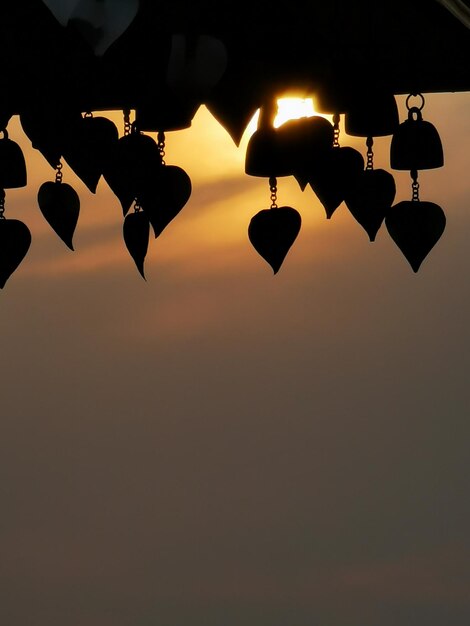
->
[[244, 96, 331, 137], [274, 97, 324, 126]]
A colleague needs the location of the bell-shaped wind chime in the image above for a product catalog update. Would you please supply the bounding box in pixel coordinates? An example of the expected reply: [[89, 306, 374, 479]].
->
[[386, 93, 446, 272], [245, 99, 302, 274], [0, 127, 31, 288], [343, 90, 399, 241]]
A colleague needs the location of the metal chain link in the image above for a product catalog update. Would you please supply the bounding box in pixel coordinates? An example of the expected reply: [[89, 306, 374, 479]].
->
[[134, 198, 142, 213], [269, 176, 278, 209], [0, 189, 5, 219], [333, 112, 340, 148], [55, 161, 63, 184], [411, 169, 420, 201], [157, 131, 166, 165], [366, 136, 374, 170], [123, 109, 132, 136]]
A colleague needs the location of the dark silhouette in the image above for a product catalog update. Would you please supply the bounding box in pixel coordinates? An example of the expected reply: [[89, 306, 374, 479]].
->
[[248, 205, 302, 275], [140, 164, 192, 239], [390, 105, 444, 171], [0, 0, 467, 285], [385, 200, 446, 272], [0, 130, 27, 188], [123, 208, 150, 279], [0, 199, 32, 288], [345, 169, 396, 242], [37, 179, 80, 250], [307, 146, 365, 220]]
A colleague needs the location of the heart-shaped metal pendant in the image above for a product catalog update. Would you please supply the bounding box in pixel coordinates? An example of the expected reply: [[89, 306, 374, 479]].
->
[[103, 132, 163, 215], [123, 210, 150, 279], [345, 169, 396, 241], [308, 147, 364, 219], [38, 181, 80, 250], [139, 165, 192, 238], [248, 206, 301, 274], [0, 218, 32, 288], [62, 115, 119, 193], [385, 200, 446, 272]]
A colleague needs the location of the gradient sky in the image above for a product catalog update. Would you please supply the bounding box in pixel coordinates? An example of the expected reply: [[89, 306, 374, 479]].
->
[[1, 90, 469, 626]]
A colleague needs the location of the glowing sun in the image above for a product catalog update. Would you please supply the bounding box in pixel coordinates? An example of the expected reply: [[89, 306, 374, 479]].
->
[[245, 97, 330, 137]]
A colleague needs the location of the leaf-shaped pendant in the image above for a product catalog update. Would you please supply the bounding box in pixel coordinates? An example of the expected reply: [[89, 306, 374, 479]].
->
[[123, 211, 150, 279], [308, 146, 364, 219], [103, 132, 163, 215], [62, 116, 119, 193], [385, 200, 446, 272], [0, 218, 32, 288], [37, 181, 80, 250], [248, 206, 301, 274], [140, 165, 192, 238], [345, 169, 396, 241]]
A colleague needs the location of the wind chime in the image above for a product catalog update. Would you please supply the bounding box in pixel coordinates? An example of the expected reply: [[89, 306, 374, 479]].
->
[[0, 87, 448, 287], [244, 90, 446, 275], [343, 90, 398, 241], [387, 93, 446, 272], [244, 99, 304, 274]]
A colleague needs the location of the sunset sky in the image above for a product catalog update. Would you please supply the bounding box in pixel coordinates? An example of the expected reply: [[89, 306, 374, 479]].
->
[[1, 90, 469, 626]]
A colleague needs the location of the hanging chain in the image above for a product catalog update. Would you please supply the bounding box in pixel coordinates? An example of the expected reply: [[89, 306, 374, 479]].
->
[[269, 176, 278, 209], [134, 199, 142, 213], [123, 109, 132, 136], [157, 131, 166, 165], [410, 169, 420, 201], [366, 136, 374, 170], [332, 112, 340, 148], [0, 189, 5, 219], [55, 160, 63, 183]]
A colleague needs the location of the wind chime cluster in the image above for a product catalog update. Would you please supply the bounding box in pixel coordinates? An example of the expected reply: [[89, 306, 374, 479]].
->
[[0, 108, 193, 286], [0, 92, 445, 287], [245, 92, 446, 275]]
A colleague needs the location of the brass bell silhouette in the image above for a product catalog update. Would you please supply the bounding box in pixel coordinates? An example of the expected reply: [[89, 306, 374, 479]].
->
[[245, 127, 293, 177], [390, 107, 444, 170], [276, 115, 334, 181], [0, 130, 27, 188], [345, 92, 399, 137], [135, 97, 199, 132], [245, 101, 293, 178]]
